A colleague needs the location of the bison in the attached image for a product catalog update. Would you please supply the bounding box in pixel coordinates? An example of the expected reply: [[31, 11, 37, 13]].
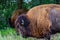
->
[[11, 4, 60, 40]]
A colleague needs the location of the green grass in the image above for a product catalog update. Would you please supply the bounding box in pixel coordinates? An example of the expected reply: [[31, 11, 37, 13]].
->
[[0, 28, 35, 40], [0, 28, 60, 40]]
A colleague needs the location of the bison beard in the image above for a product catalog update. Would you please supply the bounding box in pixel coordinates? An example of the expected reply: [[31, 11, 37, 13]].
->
[[14, 4, 60, 40]]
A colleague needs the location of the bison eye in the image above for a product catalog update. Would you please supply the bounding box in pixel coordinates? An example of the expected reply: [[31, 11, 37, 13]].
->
[[20, 19, 24, 26], [21, 20, 24, 25]]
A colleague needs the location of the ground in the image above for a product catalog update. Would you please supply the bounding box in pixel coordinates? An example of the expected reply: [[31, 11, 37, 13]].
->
[[0, 28, 60, 40]]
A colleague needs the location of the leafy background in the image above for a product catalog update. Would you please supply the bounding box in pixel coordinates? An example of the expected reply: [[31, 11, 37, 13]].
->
[[0, 0, 60, 40]]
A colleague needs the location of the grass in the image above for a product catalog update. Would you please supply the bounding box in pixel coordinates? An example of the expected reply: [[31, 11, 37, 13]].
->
[[0, 28, 35, 40], [0, 28, 60, 40]]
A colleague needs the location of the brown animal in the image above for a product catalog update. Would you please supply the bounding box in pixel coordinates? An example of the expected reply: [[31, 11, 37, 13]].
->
[[9, 9, 28, 28], [14, 4, 60, 40]]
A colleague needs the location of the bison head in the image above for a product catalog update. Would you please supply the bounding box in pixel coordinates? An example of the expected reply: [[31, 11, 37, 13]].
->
[[15, 14, 30, 38]]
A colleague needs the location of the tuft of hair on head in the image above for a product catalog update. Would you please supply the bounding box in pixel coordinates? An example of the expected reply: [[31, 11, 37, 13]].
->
[[16, 14, 30, 27]]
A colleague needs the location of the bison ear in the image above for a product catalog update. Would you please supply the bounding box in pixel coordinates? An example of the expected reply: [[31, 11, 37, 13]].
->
[[19, 14, 30, 27]]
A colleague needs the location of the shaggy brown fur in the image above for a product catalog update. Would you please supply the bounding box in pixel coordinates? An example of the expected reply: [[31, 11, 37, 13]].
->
[[9, 9, 28, 28], [13, 4, 60, 40], [25, 4, 60, 38]]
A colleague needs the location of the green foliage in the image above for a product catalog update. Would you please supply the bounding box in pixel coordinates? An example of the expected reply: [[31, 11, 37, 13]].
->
[[22, 2, 32, 10], [1, 28, 16, 36], [22, 0, 41, 9], [0, 0, 17, 29], [22, 0, 60, 10], [42, 0, 55, 4]]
